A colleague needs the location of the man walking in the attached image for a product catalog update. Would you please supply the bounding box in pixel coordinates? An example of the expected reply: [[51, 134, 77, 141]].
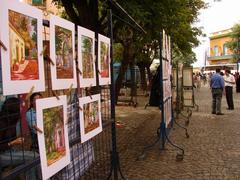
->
[[224, 69, 235, 110], [210, 69, 225, 115]]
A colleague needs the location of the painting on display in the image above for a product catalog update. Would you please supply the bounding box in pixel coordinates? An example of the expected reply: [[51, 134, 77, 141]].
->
[[183, 68, 193, 87], [183, 89, 193, 107], [36, 95, 70, 180], [79, 94, 102, 143], [0, 0, 45, 95], [50, 15, 77, 90], [78, 26, 96, 88], [98, 34, 111, 85]]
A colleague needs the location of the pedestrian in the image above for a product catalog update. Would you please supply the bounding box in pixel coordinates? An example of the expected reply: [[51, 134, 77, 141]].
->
[[26, 92, 42, 151], [235, 72, 240, 93], [224, 69, 235, 110], [210, 68, 225, 115]]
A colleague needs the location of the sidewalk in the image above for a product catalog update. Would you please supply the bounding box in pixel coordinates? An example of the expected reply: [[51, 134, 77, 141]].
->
[[116, 86, 240, 179]]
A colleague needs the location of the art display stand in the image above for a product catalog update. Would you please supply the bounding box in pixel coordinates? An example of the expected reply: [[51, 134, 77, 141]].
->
[[139, 31, 184, 162]]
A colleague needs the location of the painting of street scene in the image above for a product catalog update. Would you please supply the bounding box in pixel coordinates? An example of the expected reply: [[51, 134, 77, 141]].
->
[[55, 25, 74, 79], [83, 100, 100, 134], [81, 35, 94, 79], [43, 105, 66, 166], [8, 10, 39, 80], [100, 41, 110, 78]]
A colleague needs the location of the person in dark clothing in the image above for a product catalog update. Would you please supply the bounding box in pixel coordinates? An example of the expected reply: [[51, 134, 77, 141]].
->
[[26, 93, 42, 150], [235, 72, 240, 93], [0, 97, 40, 180], [210, 69, 225, 115]]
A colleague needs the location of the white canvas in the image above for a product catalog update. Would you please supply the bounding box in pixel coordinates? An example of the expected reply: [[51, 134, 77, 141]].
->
[[79, 94, 102, 143], [77, 26, 96, 88], [36, 95, 70, 180], [98, 34, 111, 85], [50, 15, 77, 90], [0, 0, 45, 95], [183, 68, 193, 86]]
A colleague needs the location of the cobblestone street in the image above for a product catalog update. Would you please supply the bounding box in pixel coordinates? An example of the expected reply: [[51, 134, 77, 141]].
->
[[116, 86, 240, 179]]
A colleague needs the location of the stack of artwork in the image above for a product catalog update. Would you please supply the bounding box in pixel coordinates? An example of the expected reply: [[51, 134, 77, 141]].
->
[[161, 30, 172, 127], [0, 0, 107, 179]]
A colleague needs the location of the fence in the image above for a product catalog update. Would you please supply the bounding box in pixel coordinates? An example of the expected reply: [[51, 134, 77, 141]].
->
[[0, 6, 118, 180]]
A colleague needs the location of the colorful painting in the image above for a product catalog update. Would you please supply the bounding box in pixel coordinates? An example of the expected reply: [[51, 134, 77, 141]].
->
[[78, 26, 96, 88], [9, 10, 39, 80], [50, 15, 77, 90], [37, 96, 70, 180], [98, 34, 111, 85], [43, 106, 66, 166], [0, 0, 45, 95], [55, 26, 74, 79], [79, 94, 102, 143]]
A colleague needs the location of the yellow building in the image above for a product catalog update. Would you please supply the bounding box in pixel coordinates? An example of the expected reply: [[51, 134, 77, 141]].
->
[[208, 29, 234, 65]]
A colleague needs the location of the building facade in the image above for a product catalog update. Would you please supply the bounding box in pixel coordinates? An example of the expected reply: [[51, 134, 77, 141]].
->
[[208, 29, 234, 65]]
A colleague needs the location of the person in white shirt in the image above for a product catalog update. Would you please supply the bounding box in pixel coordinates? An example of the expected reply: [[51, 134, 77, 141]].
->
[[224, 69, 235, 110]]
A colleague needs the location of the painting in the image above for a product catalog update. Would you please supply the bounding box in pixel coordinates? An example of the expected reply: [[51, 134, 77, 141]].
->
[[50, 15, 77, 90], [165, 100, 172, 127], [78, 26, 96, 88], [79, 94, 102, 143], [183, 67, 193, 87], [98, 34, 111, 85], [183, 89, 193, 107], [36, 95, 70, 180], [0, 0, 45, 95]]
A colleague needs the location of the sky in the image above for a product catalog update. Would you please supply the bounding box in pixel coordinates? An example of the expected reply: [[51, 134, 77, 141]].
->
[[193, 0, 240, 67]]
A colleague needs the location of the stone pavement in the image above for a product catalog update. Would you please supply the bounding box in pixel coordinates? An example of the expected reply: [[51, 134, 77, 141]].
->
[[116, 86, 240, 180]]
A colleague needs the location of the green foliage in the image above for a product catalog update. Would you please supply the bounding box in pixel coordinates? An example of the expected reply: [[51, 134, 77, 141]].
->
[[226, 24, 240, 61]]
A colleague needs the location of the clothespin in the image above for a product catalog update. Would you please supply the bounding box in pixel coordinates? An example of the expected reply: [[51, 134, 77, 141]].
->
[[67, 83, 73, 96], [25, 86, 35, 101], [0, 40, 7, 51], [87, 85, 92, 99], [78, 106, 83, 111], [40, 45, 47, 56], [52, 90, 60, 100], [97, 69, 101, 75], [33, 125, 43, 134], [77, 67, 82, 75], [45, 55, 55, 66]]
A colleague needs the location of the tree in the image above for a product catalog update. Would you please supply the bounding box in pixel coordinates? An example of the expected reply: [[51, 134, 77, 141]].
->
[[226, 24, 240, 63], [53, 0, 206, 102]]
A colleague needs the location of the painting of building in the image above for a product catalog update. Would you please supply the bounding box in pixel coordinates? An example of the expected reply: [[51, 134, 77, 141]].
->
[[9, 10, 39, 80]]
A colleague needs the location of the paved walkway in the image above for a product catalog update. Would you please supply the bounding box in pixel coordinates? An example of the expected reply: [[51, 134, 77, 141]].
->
[[116, 86, 240, 179]]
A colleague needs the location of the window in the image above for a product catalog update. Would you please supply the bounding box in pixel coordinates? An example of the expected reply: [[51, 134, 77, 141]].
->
[[214, 45, 219, 56], [223, 44, 228, 55]]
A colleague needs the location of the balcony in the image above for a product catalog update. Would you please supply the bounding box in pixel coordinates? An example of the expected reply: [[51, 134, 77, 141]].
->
[[207, 54, 234, 61]]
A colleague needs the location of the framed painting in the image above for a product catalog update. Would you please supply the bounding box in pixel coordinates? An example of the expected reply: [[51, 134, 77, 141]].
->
[[50, 15, 77, 90], [0, 0, 45, 95], [36, 95, 70, 180], [78, 26, 96, 88], [79, 94, 102, 143], [183, 67, 193, 87], [98, 34, 111, 86], [183, 89, 193, 107]]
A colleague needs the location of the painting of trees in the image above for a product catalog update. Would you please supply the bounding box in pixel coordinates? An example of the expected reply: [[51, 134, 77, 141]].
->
[[55, 25, 73, 79], [83, 101, 100, 134], [81, 35, 94, 78], [100, 41, 109, 78], [43, 105, 66, 166]]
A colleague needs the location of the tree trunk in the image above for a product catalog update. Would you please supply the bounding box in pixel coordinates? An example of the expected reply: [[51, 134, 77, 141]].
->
[[138, 63, 147, 91], [115, 43, 133, 103]]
